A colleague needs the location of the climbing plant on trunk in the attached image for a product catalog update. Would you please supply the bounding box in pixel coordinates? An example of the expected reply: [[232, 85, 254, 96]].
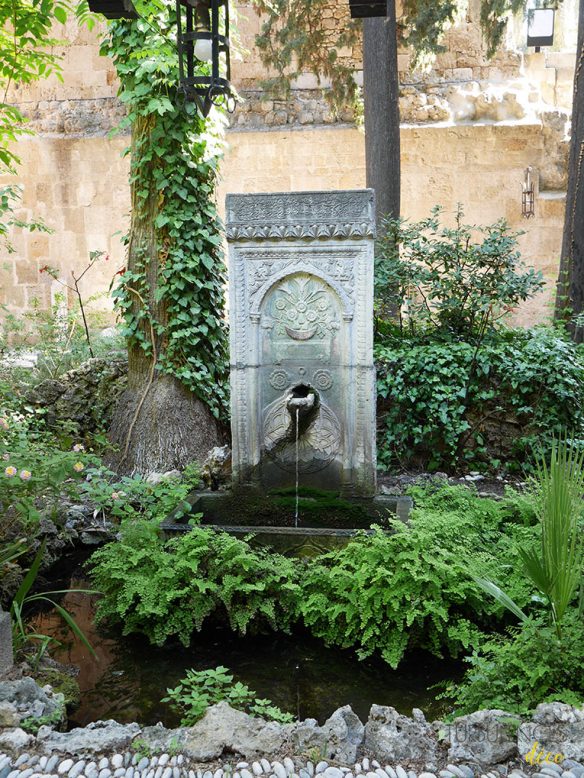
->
[[103, 15, 227, 475]]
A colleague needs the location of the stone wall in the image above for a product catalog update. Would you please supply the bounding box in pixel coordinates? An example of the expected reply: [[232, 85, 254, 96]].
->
[[0, 0, 578, 326]]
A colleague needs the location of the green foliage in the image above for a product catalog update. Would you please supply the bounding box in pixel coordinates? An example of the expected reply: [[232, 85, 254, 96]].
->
[[445, 612, 584, 715], [6, 540, 96, 667], [376, 328, 584, 471], [89, 522, 301, 645], [81, 462, 202, 525], [299, 484, 535, 667], [251, 0, 361, 114], [375, 207, 543, 340], [103, 17, 228, 417], [163, 665, 294, 725], [476, 439, 584, 639], [0, 405, 97, 527]]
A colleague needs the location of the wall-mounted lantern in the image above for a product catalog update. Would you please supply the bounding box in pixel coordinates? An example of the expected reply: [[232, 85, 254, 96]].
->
[[176, 0, 234, 117], [522, 167, 535, 218], [87, 0, 137, 19], [348, 0, 388, 18], [527, 7, 555, 51]]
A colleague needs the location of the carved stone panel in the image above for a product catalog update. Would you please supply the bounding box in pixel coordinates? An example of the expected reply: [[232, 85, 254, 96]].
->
[[227, 190, 376, 497]]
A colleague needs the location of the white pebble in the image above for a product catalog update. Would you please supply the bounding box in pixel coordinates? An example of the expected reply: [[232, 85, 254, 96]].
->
[[112, 758, 124, 771], [316, 766, 328, 776], [284, 762, 295, 777], [99, 762, 109, 772], [274, 766, 287, 778], [252, 765, 263, 777], [59, 762, 74, 776], [396, 768, 408, 778]]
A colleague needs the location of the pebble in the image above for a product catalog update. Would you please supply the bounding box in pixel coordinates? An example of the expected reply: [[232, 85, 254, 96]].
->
[[543, 767, 563, 776], [316, 768, 328, 777], [114, 769, 126, 778], [99, 762, 110, 772], [262, 765, 272, 776], [299, 771, 311, 778], [18, 771, 32, 778], [375, 770, 389, 778], [161, 768, 172, 778], [252, 765, 263, 776], [47, 759, 60, 774], [355, 768, 362, 776], [159, 758, 170, 769], [363, 763, 370, 773], [126, 768, 134, 778], [59, 762, 74, 776], [419, 773, 437, 778], [385, 768, 397, 778], [274, 766, 287, 778], [69, 762, 86, 778], [323, 770, 343, 778], [137, 761, 149, 773], [98, 769, 112, 778], [284, 761, 295, 776], [241, 770, 253, 778], [372, 765, 380, 772], [447, 766, 467, 778], [562, 772, 578, 778], [396, 768, 408, 778], [214, 771, 223, 778], [237, 767, 249, 772]]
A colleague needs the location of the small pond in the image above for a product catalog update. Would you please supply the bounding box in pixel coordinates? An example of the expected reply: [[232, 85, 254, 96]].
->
[[32, 570, 462, 730]]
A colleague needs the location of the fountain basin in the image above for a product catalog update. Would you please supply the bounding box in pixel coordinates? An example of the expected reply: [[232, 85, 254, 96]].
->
[[160, 488, 412, 557]]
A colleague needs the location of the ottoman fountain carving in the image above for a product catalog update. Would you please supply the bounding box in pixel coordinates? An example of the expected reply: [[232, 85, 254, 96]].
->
[[226, 189, 377, 498]]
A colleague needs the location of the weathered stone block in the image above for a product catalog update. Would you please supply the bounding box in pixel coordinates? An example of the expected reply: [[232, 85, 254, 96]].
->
[[0, 611, 12, 675]]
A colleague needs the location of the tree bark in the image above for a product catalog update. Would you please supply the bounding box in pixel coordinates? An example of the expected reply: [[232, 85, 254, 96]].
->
[[555, 0, 584, 342], [108, 114, 222, 476], [363, 0, 400, 226]]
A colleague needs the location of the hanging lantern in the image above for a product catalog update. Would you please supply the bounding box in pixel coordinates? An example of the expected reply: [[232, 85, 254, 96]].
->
[[348, 0, 387, 17], [526, 7, 555, 51], [176, 0, 234, 117], [522, 167, 535, 218]]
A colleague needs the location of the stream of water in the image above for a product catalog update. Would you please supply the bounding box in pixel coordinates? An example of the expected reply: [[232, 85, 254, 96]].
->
[[32, 578, 461, 730]]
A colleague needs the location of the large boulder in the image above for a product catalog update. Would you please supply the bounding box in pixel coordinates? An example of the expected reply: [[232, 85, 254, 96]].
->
[[36, 719, 141, 754], [292, 705, 364, 763], [364, 705, 438, 765], [446, 709, 520, 765], [0, 677, 65, 729], [517, 703, 584, 762], [180, 702, 291, 760]]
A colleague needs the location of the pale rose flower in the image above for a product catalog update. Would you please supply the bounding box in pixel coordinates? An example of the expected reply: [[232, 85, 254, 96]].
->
[[73, 462, 85, 472], [19, 470, 32, 481], [4, 466, 17, 477], [73, 443, 85, 452], [111, 492, 120, 500]]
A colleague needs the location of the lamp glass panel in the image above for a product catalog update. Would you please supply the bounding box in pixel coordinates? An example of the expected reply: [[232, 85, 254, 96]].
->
[[527, 8, 554, 37]]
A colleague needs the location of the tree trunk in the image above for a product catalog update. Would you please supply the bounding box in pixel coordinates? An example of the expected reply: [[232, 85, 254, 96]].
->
[[363, 0, 400, 226], [555, 0, 584, 342], [108, 114, 222, 476]]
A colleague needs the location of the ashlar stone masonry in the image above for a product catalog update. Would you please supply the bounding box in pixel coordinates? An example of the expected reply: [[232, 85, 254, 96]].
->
[[226, 190, 376, 497]]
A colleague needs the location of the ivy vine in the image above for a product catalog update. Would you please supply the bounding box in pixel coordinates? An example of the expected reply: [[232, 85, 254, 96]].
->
[[103, 12, 229, 419]]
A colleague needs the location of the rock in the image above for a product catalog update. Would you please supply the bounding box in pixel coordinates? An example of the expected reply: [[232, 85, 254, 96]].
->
[[146, 471, 181, 485], [518, 704, 584, 762], [201, 446, 232, 490], [180, 703, 290, 760], [0, 728, 33, 755], [58, 761, 74, 775], [323, 770, 343, 778], [0, 703, 19, 729], [0, 612, 13, 675], [364, 705, 438, 764], [293, 706, 364, 764], [316, 765, 328, 775], [36, 720, 141, 754], [274, 766, 287, 778], [447, 710, 520, 765], [0, 677, 64, 728]]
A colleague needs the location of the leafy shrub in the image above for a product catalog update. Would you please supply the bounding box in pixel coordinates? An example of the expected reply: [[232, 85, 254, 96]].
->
[[0, 406, 95, 527], [445, 612, 584, 715], [89, 522, 301, 645], [375, 206, 543, 339], [376, 328, 584, 471], [163, 665, 294, 725], [298, 484, 537, 667]]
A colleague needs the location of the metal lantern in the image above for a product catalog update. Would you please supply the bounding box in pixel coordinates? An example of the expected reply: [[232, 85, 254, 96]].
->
[[176, 0, 233, 117], [348, 0, 388, 17], [522, 167, 535, 218], [87, 0, 137, 18], [527, 7, 555, 50]]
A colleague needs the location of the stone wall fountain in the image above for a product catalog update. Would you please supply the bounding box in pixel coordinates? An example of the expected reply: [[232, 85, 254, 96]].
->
[[163, 190, 410, 554]]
